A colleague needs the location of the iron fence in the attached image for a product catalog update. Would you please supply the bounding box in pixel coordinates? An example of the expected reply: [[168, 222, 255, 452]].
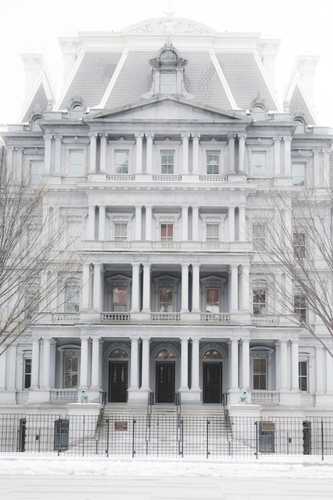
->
[[0, 413, 333, 459]]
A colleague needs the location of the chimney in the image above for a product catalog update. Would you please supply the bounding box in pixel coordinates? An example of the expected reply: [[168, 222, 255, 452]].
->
[[21, 53, 44, 100]]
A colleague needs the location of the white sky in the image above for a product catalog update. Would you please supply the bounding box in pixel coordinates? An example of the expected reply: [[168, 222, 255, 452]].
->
[[1, 0, 333, 125]]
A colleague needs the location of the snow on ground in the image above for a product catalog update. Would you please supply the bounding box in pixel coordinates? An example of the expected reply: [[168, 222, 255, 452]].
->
[[1, 456, 333, 499]]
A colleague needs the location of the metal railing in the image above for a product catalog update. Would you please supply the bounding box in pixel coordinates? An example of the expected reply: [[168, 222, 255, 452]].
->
[[101, 312, 131, 322], [52, 313, 80, 323], [1, 413, 332, 459], [152, 174, 182, 182], [200, 312, 231, 323], [105, 174, 136, 182], [198, 174, 228, 183], [151, 312, 181, 321], [49, 389, 78, 402]]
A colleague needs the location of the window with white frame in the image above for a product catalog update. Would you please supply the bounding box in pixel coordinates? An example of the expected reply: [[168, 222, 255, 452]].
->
[[114, 222, 128, 241], [160, 149, 175, 174], [160, 72, 177, 94], [64, 280, 80, 313], [159, 287, 174, 312], [252, 287, 267, 315], [292, 162, 305, 186], [294, 291, 307, 323], [206, 223, 219, 241], [253, 357, 267, 390], [206, 287, 220, 313], [23, 357, 32, 389], [293, 232, 306, 258], [114, 149, 129, 174], [68, 149, 85, 176], [63, 349, 79, 388], [299, 360, 308, 392], [251, 151, 267, 176], [206, 150, 220, 175], [160, 223, 174, 240], [252, 222, 266, 250], [112, 286, 129, 311]]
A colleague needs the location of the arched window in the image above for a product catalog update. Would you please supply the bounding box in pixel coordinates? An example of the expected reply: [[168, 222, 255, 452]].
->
[[63, 349, 79, 388], [202, 349, 223, 360], [156, 349, 176, 360], [110, 349, 129, 360], [64, 279, 80, 313]]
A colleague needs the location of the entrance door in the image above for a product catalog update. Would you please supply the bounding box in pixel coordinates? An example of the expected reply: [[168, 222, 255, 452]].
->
[[109, 361, 128, 403], [203, 362, 222, 403], [156, 362, 175, 403]]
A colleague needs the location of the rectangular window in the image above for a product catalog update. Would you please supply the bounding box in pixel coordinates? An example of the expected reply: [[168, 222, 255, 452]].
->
[[160, 72, 177, 94], [253, 358, 267, 390], [293, 232, 306, 258], [299, 360, 308, 392], [112, 287, 129, 310], [160, 150, 175, 174], [292, 163, 305, 186], [68, 149, 85, 176], [252, 222, 266, 250], [206, 288, 220, 313], [114, 223, 128, 240], [114, 149, 129, 174], [294, 293, 306, 322], [160, 223, 174, 240], [253, 288, 266, 315], [30, 160, 44, 185], [63, 350, 79, 388], [23, 358, 32, 389], [206, 223, 219, 241], [251, 151, 267, 176], [159, 287, 173, 312], [206, 150, 220, 175]]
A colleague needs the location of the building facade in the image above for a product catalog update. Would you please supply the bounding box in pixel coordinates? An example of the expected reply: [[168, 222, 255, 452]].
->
[[1, 16, 333, 419]]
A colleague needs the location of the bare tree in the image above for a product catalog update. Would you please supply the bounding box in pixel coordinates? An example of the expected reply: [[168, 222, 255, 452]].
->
[[0, 147, 78, 355], [259, 190, 333, 357]]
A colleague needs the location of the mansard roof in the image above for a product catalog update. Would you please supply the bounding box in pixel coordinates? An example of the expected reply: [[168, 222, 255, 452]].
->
[[22, 71, 53, 122]]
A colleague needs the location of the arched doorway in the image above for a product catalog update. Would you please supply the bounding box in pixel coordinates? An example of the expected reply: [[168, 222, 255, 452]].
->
[[108, 349, 129, 403], [155, 348, 176, 403], [202, 349, 223, 404]]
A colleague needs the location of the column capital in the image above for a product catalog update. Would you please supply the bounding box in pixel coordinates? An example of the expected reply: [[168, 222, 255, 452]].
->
[[181, 132, 190, 140], [283, 135, 292, 144], [145, 131, 154, 139], [228, 337, 240, 345], [227, 133, 237, 140], [135, 132, 144, 139], [140, 336, 151, 342], [237, 133, 247, 140], [191, 132, 200, 140]]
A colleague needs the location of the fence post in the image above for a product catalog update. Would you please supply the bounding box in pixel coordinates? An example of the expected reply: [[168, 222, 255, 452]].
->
[[255, 421, 259, 459], [179, 418, 184, 458], [132, 419, 136, 458], [106, 418, 110, 457], [82, 415, 85, 457], [206, 419, 210, 459], [321, 419, 324, 461], [57, 416, 61, 456]]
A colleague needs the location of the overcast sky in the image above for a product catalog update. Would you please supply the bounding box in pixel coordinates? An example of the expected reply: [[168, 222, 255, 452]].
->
[[1, 0, 333, 125]]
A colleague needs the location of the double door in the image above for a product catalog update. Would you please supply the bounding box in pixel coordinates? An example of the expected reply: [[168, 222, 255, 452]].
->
[[156, 362, 176, 403], [109, 361, 128, 403], [203, 362, 222, 403]]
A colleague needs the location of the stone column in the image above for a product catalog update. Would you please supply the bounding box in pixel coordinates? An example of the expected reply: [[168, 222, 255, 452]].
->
[[0, 351, 6, 390], [130, 337, 139, 390], [86, 205, 95, 240], [284, 136, 291, 177], [98, 206, 105, 241], [141, 337, 150, 390], [191, 338, 200, 392], [274, 136, 281, 177], [240, 264, 250, 311], [230, 264, 239, 312], [228, 207, 235, 241], [54, 135, 62, 175], [316, 345, 325, 394], [238, 134, 246, 173], [238, 206, 246, 241], [135, 133, 143, 174], [240, 338, 250, 391], [279, 340, 289, 391], [81, 263, 91, 310], [135, 206, 142, 240], [89, 134, 97, 174], [229, 338, 239, 390], [91, 337, 102, 390], [6, 345, 17, 393], [192, 264, 200, 313], [180, 338, 189, 390], [228, 134, 235, 173], [291, 339, 299, 391], [93, 263, 103, 312], [182, 206, 189, 241], [192, 206, 199, 240], [145, 206, 152, 240], [313, 150, 320, 187], [182, 132, 189, 174], [181, 264, 189, 313], [131, 263, 140, 313], [146, 133, 153, 175], [41, 337, 51, 390], [142, 264, 151, 312], [192, 134, 200, 174], [31, 338, 40, 389], [80, 336, 90, 389], [100, 134, 107, 172], [44, 134, 52, 175]]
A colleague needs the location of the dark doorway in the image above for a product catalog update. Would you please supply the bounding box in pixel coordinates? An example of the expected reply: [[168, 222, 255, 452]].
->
[[203, 362, 222, 403], [156, 361, 175, 403], [109, 361, 128, 403], [303, 420, 312, 455], [18, 418, 26, 452]]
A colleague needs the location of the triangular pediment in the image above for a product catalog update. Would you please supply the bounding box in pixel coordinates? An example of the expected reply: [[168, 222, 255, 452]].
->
[[90, 97, 245, 123]]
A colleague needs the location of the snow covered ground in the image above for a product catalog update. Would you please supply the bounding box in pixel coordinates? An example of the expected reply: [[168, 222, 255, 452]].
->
[[1, 456, 333, 499]]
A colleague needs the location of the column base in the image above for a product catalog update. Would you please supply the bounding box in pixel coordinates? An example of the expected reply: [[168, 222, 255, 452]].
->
[[28, 390, 50, 403], [181, 388, 201, 403], [86, 390, 101, 403], [279, 390, 301, 406], [0, 391, 17, 404], [227, 390, 241, 405], [128, 388, 150, 403]]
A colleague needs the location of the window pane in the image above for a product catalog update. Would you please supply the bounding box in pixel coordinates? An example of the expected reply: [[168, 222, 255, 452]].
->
[[293, 232, 306, 258], [113, 287, 128, 307], [64, 283, 80, 313], [207, 288, 220, 305], [160, 150, 175, 174], [30, 161, 44, 185], [206, 151, 220, 175], [159, 287, 173, 312], [161, 223, 173, 240], [253, 358, 267, 390], [253, 288, 266, 315], [160, 72, 177, 94], [292, 163, 305, 186], [114, 223, 128, 240], [253, 223, 266, 250], [299, 360, 308, 391], [206, 223, 219, 241], [251, 151, 267, 176], [63, 350, 79, 388], [68, 149, 85, 176], [114, 150, 129, 174]]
